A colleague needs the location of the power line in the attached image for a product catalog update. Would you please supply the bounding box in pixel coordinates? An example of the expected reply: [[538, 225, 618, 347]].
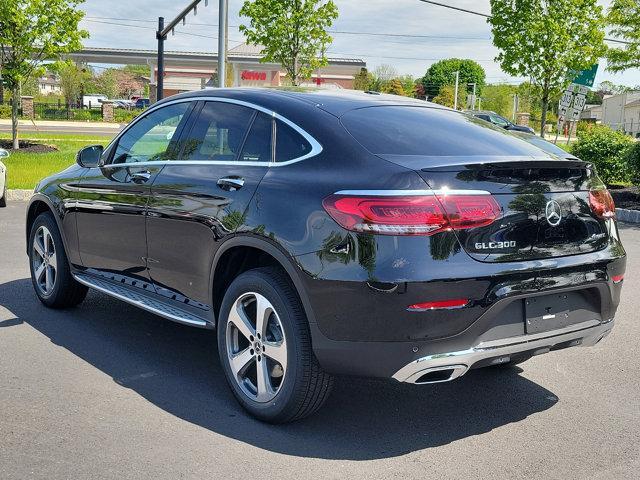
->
[[417, 0, 633, 45], [85, 16, 491, 41]]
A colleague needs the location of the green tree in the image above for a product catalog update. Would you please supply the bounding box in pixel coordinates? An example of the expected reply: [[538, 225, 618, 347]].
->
[[432, 85, 465, 109], [481, 84, 517, 118], [421, 58, 486, 100], [489, 0, 606, 137], [352, 67, 373, 91], [0, 0, 87, 149], [606, 0, 640, 73], [52, 61, 91, 106], [384, 78, 406, 96], [239, 0, 338, 86]]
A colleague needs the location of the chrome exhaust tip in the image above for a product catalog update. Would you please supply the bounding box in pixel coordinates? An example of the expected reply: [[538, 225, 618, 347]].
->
[[404, 364, 468, 384]]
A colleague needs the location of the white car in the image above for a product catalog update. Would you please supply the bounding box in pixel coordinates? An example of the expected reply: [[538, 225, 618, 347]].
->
[[0, 148, 8, 207]]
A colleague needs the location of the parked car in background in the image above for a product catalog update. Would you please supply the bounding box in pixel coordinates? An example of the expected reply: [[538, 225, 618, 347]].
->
[[0, 148, 8, 207], [135, 98, 150, 109], [26, 89, 625, 423], [112, 99, 136, 108], [467, 110, 535, 134], [510, 131, 577, 160], [82, 94, 107, 109]]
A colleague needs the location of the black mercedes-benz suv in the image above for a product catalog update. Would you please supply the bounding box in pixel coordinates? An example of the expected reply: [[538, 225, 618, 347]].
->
[[27, 89, 626, 423]]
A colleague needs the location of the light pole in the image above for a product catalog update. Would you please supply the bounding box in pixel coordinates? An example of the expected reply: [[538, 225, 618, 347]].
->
[[453, 71, 460, 110], [218, 0, 227, 88]]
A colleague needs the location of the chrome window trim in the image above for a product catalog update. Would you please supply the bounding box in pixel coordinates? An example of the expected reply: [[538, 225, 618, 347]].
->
[[333, 189, 492, 196], [102, 96, 322, 168]]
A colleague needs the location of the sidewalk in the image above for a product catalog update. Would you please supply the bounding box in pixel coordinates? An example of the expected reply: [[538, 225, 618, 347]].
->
[[0, 119, 122, 129]]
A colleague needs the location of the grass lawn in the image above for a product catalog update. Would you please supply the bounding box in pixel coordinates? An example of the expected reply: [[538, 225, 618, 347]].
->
[[0, 132, 114, 189]]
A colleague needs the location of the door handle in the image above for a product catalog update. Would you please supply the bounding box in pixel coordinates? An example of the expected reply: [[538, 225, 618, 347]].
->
[[131, 171, 151, 183], [217, 177, 245, 191]]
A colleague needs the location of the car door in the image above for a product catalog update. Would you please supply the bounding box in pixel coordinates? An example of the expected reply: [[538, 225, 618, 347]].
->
[[145, 100, 273, 307], [75, 101, 193, 278]]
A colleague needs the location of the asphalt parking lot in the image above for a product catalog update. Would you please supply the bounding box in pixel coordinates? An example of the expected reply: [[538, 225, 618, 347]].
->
[[1, 200, 639, 480]]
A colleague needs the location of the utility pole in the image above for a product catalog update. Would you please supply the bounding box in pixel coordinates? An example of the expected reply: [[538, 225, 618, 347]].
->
[[453, 71, 460, 110], [218, 0, 227, 88], [157, 16, 165, 101], [468, 82, 477, 110]]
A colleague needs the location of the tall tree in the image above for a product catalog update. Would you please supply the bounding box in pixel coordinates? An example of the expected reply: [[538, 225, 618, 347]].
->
[[421, 59, 486, 100], [0, 0, 87, 149], [239, 0, 338, 86], [489, 0, 606, 137], [52, 61, 91, 106], [606, 0, 640, 73]]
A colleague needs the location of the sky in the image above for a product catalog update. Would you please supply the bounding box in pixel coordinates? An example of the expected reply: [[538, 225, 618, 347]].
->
[[79, 0, 640, 88]]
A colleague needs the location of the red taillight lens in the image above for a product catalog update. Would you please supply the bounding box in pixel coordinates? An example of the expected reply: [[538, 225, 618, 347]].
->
[[322, 193, 500, 236], [589, 189, 616, 219], [612, 274, 624, 284], [407, 299, 469, 311]]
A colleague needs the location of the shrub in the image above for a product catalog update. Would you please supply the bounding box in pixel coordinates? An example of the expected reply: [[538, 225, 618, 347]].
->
[[625, 142, 640, 188], [0, 104, 11, 119], [114, 108, 143, 123], [571, 124, 634, 185]]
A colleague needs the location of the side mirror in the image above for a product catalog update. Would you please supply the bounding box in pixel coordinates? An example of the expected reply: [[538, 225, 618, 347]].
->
[[76, 145, 104, 168], [0, 148, 9, 159]]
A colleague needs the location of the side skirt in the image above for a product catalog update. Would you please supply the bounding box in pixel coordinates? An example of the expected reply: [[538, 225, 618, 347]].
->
[[73, 271, 212, 328]]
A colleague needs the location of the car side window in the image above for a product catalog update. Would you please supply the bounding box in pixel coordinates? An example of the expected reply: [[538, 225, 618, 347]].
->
[[275, 119, 312, 163], [111, 103, 190, 164], [239, 112, 273, 163], [489, 114, 510, 127], [181, 101, 254, 162]]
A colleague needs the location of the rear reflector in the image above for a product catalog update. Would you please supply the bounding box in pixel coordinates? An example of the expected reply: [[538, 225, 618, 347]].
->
[[589, 189, 616, 219], [612, 274, 624, 284], [407, 299, 469, 311], [322, 192, 500, 236]]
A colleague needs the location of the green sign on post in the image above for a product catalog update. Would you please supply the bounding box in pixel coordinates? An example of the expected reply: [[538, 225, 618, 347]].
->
[[570, 64, 599, 88]]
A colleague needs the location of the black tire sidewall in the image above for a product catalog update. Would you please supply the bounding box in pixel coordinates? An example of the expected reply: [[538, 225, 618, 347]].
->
[[28, 212, 68, 306], [217, 268, 307, 422]]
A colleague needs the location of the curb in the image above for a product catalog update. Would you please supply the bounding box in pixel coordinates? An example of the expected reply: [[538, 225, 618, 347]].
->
[[617, 208, 640, 224], [6, 189, 33, 202]]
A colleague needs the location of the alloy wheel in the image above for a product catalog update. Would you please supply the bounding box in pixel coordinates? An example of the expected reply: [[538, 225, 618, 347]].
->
[[225, 292, 288, 403], [32, 226, 57, 296]]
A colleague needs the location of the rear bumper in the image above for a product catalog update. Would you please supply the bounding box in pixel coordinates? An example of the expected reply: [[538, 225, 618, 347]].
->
[[392, 319, 613, 384]]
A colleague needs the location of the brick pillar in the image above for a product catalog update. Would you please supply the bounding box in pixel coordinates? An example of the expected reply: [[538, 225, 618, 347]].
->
[[516, 112, 530, 127], [101, 100, 114, 123], [149, 84, 157, 104], [21, 96, 34, 119]]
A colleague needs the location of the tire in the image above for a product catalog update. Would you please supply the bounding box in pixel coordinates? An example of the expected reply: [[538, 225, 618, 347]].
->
[[217, 267, 333, 423], [0, 185, 6, 207], [28, 212, 88, 308]]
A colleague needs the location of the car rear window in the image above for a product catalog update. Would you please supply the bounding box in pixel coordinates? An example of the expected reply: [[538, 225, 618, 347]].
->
[[340, 106, 545, 157]]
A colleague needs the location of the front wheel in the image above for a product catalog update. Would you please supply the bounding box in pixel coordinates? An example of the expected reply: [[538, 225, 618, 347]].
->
[[28, 212, 88, 308], [217, 267, 333, 423]]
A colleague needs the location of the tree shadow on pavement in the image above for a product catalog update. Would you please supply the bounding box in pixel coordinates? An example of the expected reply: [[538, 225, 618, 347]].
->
[[0, 277, 559, 460]]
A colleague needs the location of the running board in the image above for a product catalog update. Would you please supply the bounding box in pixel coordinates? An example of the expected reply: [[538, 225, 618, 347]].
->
[[73, 272, 210, 328]]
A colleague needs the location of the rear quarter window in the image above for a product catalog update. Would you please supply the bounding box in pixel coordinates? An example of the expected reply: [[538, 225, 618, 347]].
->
[[340, 106, 545, 157]]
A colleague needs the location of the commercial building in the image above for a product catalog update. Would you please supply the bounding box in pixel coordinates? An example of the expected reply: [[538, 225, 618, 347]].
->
[[601, 91, 640, 137]]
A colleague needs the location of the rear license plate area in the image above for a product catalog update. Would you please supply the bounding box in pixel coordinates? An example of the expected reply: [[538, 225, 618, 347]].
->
[[525, 291, 599, 334]]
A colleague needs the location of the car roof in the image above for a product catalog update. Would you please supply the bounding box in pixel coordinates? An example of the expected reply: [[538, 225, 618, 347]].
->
[[155, 87, 451, 117]]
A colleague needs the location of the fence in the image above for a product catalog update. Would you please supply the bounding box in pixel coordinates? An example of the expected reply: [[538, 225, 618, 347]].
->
[[1, 101, 144, 123]]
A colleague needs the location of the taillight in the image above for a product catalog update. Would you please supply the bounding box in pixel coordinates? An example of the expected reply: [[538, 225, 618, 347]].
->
[[589, 189, 615, 219], [322, 191, 501, 236]]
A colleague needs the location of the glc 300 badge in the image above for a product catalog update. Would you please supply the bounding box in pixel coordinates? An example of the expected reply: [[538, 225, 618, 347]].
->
[[475, 241, 517, 250], [545, 200, 562, 226]]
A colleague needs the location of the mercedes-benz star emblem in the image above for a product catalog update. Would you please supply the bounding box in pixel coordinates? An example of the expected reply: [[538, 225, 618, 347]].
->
[[545, 200, 562, 227]]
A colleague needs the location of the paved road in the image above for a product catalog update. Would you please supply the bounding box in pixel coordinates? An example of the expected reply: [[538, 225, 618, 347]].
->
[[1, 201, 638, 480]]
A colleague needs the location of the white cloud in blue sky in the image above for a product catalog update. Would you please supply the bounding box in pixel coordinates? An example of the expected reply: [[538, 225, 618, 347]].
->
[[79, 0, 639, 87]]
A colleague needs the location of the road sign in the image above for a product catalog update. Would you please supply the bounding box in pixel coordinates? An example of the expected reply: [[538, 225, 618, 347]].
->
[[570, 64, 599, 88]]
